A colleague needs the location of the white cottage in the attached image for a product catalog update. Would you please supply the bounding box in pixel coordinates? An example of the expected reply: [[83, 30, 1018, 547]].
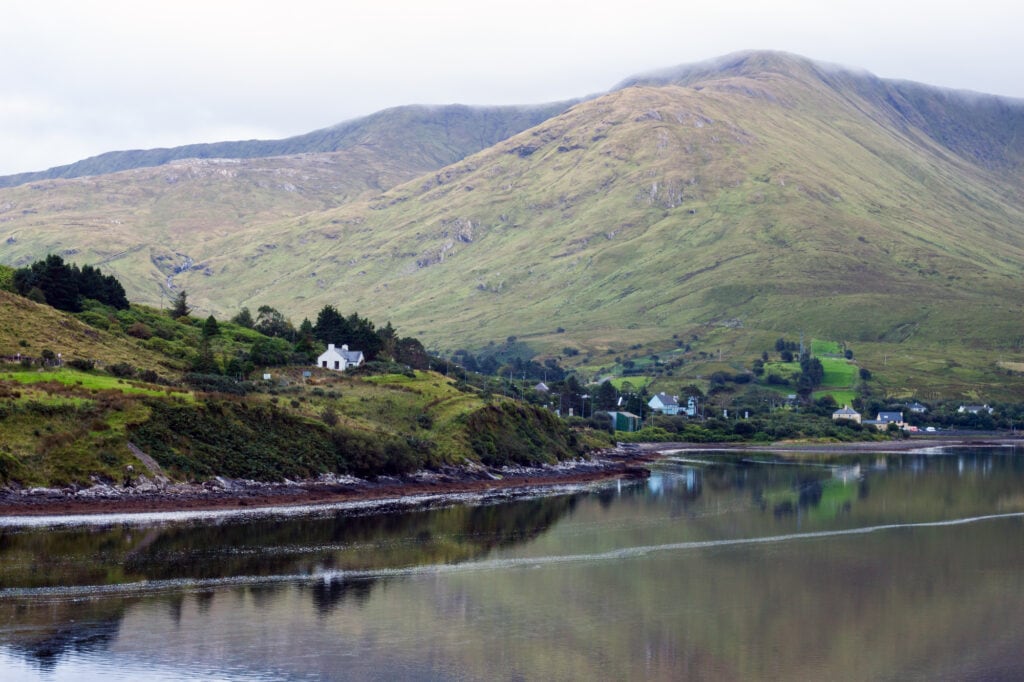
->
[[648, 392, 681, 415], [317, 344, 365, 371]]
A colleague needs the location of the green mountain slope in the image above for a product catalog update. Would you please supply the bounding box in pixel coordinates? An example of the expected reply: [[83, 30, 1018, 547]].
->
[[2, 52, 1023, 397], [0, 105, 571, 303], [0, 102, 573, 188], [167, 53, 1024, 348]]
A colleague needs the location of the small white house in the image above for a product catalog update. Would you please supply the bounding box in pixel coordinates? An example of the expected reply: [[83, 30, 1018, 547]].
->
[[317, 343, 365, 371]]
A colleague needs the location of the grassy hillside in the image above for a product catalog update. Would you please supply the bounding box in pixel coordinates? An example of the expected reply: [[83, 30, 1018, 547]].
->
[[3, 52, 1024, 398], [0, 293, 595, 488]]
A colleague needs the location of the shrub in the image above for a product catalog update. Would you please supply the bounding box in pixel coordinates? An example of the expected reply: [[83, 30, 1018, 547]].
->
[[126, 322, 153, 339], [108, 362, 136, 378], [320, 406, 339, 427], [78, 311, 111, 330], [183, 373, 251, 395], [67, 358, 95, 371]]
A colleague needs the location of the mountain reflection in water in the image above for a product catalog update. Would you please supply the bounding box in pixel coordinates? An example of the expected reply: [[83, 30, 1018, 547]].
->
[[2, 445, 1024, 681]]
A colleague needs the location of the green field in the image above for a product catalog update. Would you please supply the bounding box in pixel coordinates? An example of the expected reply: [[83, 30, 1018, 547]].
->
[[811, 340, 842, 355], [3, 368, 189, 399]]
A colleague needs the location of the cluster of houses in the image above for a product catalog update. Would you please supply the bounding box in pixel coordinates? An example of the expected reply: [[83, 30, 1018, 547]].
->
[[605, 393, 701, 432], [311, 346, 1001, 436], [831, 401, 995, 431], [831, 406, 912, 431]]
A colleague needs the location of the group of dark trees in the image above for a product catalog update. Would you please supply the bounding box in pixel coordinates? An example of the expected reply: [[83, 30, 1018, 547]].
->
[[13, 255, 128, 312], [450, 348, 567, 382], [226, 303, 430, 370]]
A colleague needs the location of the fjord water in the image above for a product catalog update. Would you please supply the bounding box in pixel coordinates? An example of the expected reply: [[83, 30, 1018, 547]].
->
[[2, 446, 1023, 681]]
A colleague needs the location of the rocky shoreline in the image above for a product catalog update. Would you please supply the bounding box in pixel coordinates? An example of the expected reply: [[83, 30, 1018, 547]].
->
[[3, 437, 1018, 518], [0, 445, 654, 517]]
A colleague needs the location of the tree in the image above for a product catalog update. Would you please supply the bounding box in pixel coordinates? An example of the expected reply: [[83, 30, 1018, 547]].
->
[[595, 380, 618, 410], [313, 305, 348, 344], [14, 254, 81, 312], [255, 305, 293, 339], [294, 318, 317, 356], [232, 307, 254, 328], [345, 312, 382, 359], [394, 337, 429, 369], [202, 315, 220, 338], [171, 290, 190, 318], [859, 367, 872, 381], [77, 264, 129, 309], [191, 339, 220, 374]]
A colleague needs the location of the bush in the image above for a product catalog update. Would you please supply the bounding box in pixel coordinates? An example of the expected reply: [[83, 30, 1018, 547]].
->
[[320, 406, 339, 427], [126, 322, 153, 339], [67, 358, 95, 371], [138, 369, 167, 385], [183, 373, 251, 395], [108, 362, 136, 378], [78, 311, 111, 330]]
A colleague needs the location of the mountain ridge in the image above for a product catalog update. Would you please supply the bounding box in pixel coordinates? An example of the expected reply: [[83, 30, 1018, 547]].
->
[[0, 101, 575, 188]]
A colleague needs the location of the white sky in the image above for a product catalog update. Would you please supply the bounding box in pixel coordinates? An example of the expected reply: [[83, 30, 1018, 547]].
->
[[2, 0, 1022, 176]]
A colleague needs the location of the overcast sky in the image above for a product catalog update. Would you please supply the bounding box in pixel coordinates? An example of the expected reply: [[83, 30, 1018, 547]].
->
[[2, 0, 1022, 176]]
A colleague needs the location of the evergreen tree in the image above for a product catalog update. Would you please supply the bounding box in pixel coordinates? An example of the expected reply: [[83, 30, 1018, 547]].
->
[[312, 305, 349, 344], [171, 290, 190, 318], [202, 315, 220, 338], [294, 318, 317, 356], [595, 380, 618, 410], [191, 338, 220, 374], [14, 254, 81, 311]]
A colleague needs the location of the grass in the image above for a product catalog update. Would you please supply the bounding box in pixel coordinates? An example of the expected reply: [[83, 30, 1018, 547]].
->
[[608, 376, 653, 390], [819, 357, 857, 389], [3, 368, 189, 399], [812, 340, 842, 355]]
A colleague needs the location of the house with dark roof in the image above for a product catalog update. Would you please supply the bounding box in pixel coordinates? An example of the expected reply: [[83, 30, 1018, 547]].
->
[[831, 406, 862, 424], [907, 401, 928, 414], [865, 411, 906, 431], [648, 392, 680, 415]]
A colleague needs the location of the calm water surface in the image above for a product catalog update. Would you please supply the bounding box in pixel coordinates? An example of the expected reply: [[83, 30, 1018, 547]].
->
[[2, 445, 1023, 680]]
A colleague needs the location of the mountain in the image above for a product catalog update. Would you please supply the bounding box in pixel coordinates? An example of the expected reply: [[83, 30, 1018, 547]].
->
[[0, 102, 574, 188], [0, 103, 573, 299], [2, 52, 1024, 397], [159, 52, 1023, 343]]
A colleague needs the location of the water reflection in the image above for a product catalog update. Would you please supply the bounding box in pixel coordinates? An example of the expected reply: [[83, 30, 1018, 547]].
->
[[2, 445, 1023, 680]]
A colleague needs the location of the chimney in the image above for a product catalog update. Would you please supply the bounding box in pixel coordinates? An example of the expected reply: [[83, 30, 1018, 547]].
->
[[328, 343, 335, 351]]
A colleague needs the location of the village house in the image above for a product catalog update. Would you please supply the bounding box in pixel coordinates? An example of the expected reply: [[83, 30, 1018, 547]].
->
[[958, 404, 994, 415], [907, 401, 928, 414], [648, 392, 681, 415], [864, 410, 906, 431], [316, 343, 364, 371], [831, 405, 862, 424]]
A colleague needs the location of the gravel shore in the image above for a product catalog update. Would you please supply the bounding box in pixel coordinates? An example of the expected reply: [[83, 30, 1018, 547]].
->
[[0, 446, 654, 517], [3, 437, 1017, 518]]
